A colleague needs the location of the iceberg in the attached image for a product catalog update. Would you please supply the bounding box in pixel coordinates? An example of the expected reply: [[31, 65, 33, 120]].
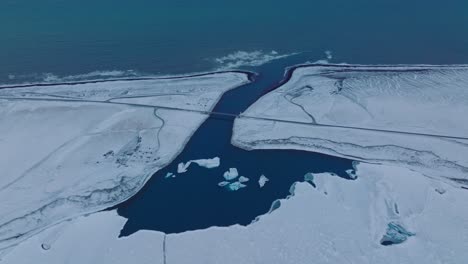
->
[[380, 222, 415, 246], [223, 168, 239, 181], [192, 157, 220, 169], [177, 162, 190, 173], [238, 176, 249, 183], [217, 181, 230, 187], [164, 172, 175, 179], [258, 175, 269, 188], [177, 157, 221, 173], [226, 182, 247, 191]]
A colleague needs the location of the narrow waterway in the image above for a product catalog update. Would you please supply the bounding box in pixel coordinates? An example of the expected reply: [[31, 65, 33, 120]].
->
[[116, 54, 354, 236]]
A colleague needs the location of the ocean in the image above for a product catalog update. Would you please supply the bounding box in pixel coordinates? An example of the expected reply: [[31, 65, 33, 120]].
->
[[2, 0, 468, 82]]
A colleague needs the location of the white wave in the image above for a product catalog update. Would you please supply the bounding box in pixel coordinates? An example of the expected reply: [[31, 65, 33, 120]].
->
[[57, 70, 140, 81], [213, 50, 295, 69], [2, 70, 141, 85]]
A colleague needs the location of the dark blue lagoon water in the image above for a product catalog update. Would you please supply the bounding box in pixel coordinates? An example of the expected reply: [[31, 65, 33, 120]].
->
[[116, 54, 354, 236]]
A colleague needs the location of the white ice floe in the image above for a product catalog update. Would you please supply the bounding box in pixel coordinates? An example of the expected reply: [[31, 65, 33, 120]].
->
[[0, 72, 249, 251], [238, 176, 249, 183], [258, 175, 269, 188], [226, 182, 247, 191], [223, 168, 239, 181], [5, 163, 468, 264], [217, 181, 230, 187], [177, 157, 221, 173], [233, 64, 468, 186], [177, 162, 189, 173], [164, 172, 175, 179], [192, 157, 220, 169]]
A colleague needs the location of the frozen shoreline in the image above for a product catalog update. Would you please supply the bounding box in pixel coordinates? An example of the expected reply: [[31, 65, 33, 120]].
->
[[233, 64, 468, 187], [4, 162, 467, 264], [0, 71, 250, 251]]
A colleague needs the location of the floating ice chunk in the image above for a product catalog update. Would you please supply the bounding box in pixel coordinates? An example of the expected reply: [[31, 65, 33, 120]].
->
[[177, 157, 221, 173], [223, 168, 239, 180], [218, 181, 230, 187], [177, 162, 190, 173], [165, 172, 175, 179], [380, 222, 415, 246], [238, 176, 249, 183], [226, 182, 246, 191], [192, 157, 220, 169], [258, 175, 269, 188]]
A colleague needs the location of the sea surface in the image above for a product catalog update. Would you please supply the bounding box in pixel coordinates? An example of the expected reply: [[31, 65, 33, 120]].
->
[[2, 0, 468, 82]]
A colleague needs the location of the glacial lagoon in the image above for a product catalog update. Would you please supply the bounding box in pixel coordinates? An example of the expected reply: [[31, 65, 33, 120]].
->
[[116, 54, 354, 236]]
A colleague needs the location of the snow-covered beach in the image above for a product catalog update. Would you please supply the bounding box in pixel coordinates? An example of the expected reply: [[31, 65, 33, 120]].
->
[[233, 64, 468, 186], [0, 72, 249, 250], [1, 64, 468, 264]]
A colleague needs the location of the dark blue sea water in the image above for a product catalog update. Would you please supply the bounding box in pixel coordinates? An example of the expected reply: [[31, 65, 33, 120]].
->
[[116, 54, 354, 236], [2, 0, 468, 82]]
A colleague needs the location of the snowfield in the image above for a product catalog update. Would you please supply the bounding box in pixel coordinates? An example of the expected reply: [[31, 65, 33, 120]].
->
[[233, 64, 468, 186], [3, 163, 467, 264], [2, 64, 468, 263], [0, 72, 249, 251]]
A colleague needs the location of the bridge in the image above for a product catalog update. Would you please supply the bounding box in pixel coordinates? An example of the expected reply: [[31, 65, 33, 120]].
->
[[2, 96, 468, 141]]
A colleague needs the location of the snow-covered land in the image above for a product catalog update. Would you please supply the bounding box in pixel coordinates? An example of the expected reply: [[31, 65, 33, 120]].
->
[[0, 72, 249, 251], [2, 64, 468, 263], [233, 65, 468, 186], [4, 163, 467, 264], [1, 211, 166, 264]]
